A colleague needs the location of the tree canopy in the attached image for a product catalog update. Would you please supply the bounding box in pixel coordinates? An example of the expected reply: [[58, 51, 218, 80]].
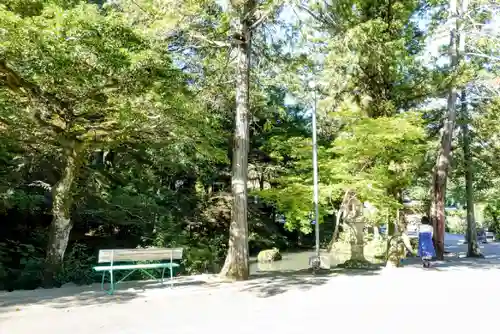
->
[[0, 0, 499, 288]]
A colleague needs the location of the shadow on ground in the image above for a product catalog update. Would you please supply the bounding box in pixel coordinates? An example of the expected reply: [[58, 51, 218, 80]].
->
[[0, 276, 222, 312], [241, 266, 382, 298], [402, 241, 500, 271], [0, 266, 385, 311], [7, 240, 497, 312]]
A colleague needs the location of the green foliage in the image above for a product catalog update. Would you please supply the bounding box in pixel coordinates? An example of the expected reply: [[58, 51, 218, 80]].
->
[[0, 239, 44, 290], [0, 0, 499, 288], [0, 1, 200, 147], [57, 243, 96, 285], [323, 109, 427, 201], [259, 107, 427, 231], [181, 235, 227, 274], [319, 0, 431, 118], [0, 0, 229, 288]]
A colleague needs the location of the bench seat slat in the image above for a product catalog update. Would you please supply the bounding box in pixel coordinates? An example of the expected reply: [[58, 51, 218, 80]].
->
[[93, 262, 180, 272], [98, 248, 183, 263]]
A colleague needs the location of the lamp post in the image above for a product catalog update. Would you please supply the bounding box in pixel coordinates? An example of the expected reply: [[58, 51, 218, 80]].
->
[[309, 80, 320, 262]]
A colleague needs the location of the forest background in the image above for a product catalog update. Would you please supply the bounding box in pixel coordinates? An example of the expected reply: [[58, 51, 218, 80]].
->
[[0, 0, 499, 290]]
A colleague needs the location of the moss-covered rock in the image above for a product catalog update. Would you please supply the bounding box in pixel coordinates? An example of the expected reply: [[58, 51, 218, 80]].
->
[[257, 247, 282, 263]]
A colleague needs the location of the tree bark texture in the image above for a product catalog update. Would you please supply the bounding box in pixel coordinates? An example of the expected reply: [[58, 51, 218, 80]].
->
[[220, 0, 255, 280], [43, 139, 81, 287], [328, 190, 350, 251], [461, 91, 482, 257], [430, 0, 462, 260], [386, 209, 406, 268]]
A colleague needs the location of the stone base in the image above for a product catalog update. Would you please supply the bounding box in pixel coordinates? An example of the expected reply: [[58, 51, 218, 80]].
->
[[308, 255, 331, 270]]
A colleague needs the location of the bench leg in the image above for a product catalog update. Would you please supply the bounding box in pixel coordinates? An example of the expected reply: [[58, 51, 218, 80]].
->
[[109, 270, 114, 295], [100, 270, 115, 295], [170, 265, 173, 288], [101, 271, 106, 291], [161, 267, 166, 284]]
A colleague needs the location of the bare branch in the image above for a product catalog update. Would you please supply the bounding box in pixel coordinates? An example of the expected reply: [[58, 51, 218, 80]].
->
[[28, 180, 52, 191], [189, 33, 231, 48], [466, 52, 500, 62], [297, 3, 335, 27], [249, 5, 277, 31]]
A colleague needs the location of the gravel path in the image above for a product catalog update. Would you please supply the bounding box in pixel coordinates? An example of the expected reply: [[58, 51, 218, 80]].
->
[[2, 240, 500, 334]]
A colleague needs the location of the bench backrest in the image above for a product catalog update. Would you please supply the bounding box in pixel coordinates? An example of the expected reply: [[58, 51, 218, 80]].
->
[[97, 248, 184, 264]]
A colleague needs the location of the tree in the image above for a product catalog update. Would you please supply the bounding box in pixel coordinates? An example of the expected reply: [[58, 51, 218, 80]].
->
[[460, 90, 483, 256], [219, 0, 285, 280], [217, 0, 255, 280], [285, 0, 431, 265], [429, 0, 465, 259], [259, 103, 427, 266], [108, 0, 290, 280], [0, 2, 197, 285], [429, 0, 498, 258], [460, 0, 499, 257]]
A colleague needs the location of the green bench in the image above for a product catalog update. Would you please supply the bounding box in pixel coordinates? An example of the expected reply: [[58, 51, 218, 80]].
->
[[93, 247, 183, 295]]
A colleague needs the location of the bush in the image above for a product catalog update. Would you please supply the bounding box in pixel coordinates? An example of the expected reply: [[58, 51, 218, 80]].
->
[[182, 234, 227, 274], [0, 241, 44, 290], [56, 243, 96, 285], [0, 241, 98, 290]]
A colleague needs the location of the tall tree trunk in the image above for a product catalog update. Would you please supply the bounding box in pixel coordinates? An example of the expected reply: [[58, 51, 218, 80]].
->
[[220, 0, 255, 280], [386, 209, 406, 268], [461, 91, 482, 257], [328, 210, 343, 251], [430, 0, 462, 260], [328, 190, 350, 251], [43, 139, 81, 287]]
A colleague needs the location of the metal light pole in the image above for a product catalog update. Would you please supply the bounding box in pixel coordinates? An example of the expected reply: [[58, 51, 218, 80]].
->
[[309, 81, 320, 260]]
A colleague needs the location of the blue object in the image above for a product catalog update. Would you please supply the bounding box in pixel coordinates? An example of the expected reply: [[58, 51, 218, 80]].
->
[[311, 220, 316, 225], [418, 231, 436, 259]]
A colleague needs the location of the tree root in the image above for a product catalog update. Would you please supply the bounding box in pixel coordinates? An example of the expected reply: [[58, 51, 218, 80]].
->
[[466, 252, 485, 259], [337, 259, 375, 269]]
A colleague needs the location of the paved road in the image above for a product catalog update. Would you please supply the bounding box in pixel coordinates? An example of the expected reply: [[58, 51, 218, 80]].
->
[[2, 237, 499, 334]]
